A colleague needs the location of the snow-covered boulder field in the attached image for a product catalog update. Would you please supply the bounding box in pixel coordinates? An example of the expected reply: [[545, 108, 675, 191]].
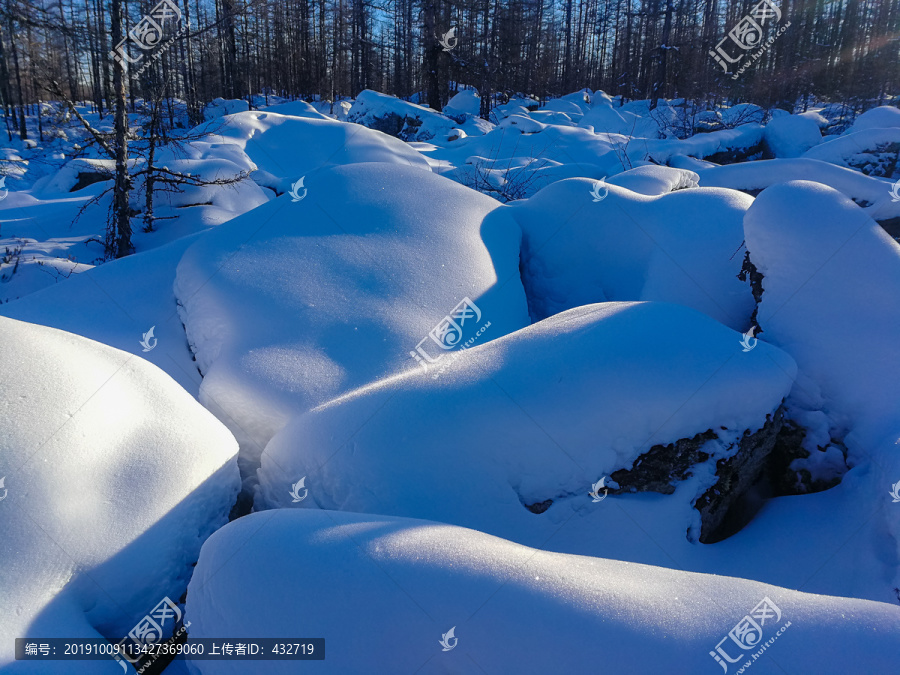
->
[[184, 509, 900, 675], [256, 302, 796, 544], [0, 316, 240, 672], [174, 162, 531, 480]]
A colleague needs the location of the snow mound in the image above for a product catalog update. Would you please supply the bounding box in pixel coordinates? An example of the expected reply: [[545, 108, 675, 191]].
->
[[0, 316, 240, 671], [498, 113, 547, 133], [802, 127, 900, 176], [1, 233, 207, 396], [444, 89, 481, 119], [38, 158, 115, 194], [697, 158, 900, 222], [845, 105, 900, 134], [508, 178, 754, 327], [191, 111, 430, 191], [641, 124, 765, 165], [256, 301, 795, 540], [203, 97, 250, 120], [185, 509, 899, 675], [424, 124, 626, 200], [720, 103, 766, 127], [174, 162, 530, 475], [763, 114, 822, 158], [259, 99, 330, 119], [348, 89, 456, 141], [744, 180, 900, 450], [579, 105, 663, 138], [606, 165, 699, 195]]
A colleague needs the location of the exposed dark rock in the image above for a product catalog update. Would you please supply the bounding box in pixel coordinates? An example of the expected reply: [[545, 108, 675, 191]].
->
[[767, 420, 847, 495], [525, 499, 553, 514], [71, 170, 112, 192], [695, 407, 784, 543], [365, 111, 405, 138], [610, 429, 718, 495], [738, 250, 764, 329], [607, 407, 785, 542], [705, 140, 765, 165]]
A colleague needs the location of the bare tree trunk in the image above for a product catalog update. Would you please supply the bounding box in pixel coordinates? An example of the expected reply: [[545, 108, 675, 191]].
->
[[111, 0, 132, 258]]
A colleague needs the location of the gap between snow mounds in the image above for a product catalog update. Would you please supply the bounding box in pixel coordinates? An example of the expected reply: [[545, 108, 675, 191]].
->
[[184, 508, 900, 675], [256, 301, 796, 551]]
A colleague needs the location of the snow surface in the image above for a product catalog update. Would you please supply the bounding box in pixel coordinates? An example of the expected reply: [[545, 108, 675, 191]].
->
[[508, 177, 754, 327], [801, 127, 900, 175], [744, 180, 900, 450], [190, 110, 431, 195], [256, 302, 796, 543], [0, 316, 240, 672], [762, 114, 822, 158], [605, 165, 700, 195], [844, 105, 900, 133], [174, 162, 530, 477], [184, 509, 900, 674], [5, 90, 900, 673], [696, 158, 900, 222], [1, 233, 206, 395], [347, 89, 458, 141]]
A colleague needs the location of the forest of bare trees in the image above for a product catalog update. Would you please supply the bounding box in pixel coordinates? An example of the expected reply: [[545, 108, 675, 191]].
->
[[1, 0, 898, 137]]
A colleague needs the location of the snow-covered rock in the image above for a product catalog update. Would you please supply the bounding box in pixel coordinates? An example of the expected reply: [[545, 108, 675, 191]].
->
[[203, 97, 250, 120], [260, 99, 330, 119], [185, 509, 900, 675], [744, 180, 900, 451], [190, 110, 430, 194], [719, 103, 766, 127], [605, 165, 699, 195], [443, 89, 481, 119], [697, 158, 900, 223], [1, 233, 207, 395], [0, 316, 240, 672], [256, 301, 795, 543], [802, 127, 900, 176], [509, 177, 755, 328], [844, 105, 900, 134], [39, 158, 116, 194], [348, 89, 456, 141], [174, 162, 530, 479], [763, 114, 822, 158]]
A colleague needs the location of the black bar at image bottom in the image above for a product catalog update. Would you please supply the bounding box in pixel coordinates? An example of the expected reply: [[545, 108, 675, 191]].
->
[[15, 638, 325, 660]]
